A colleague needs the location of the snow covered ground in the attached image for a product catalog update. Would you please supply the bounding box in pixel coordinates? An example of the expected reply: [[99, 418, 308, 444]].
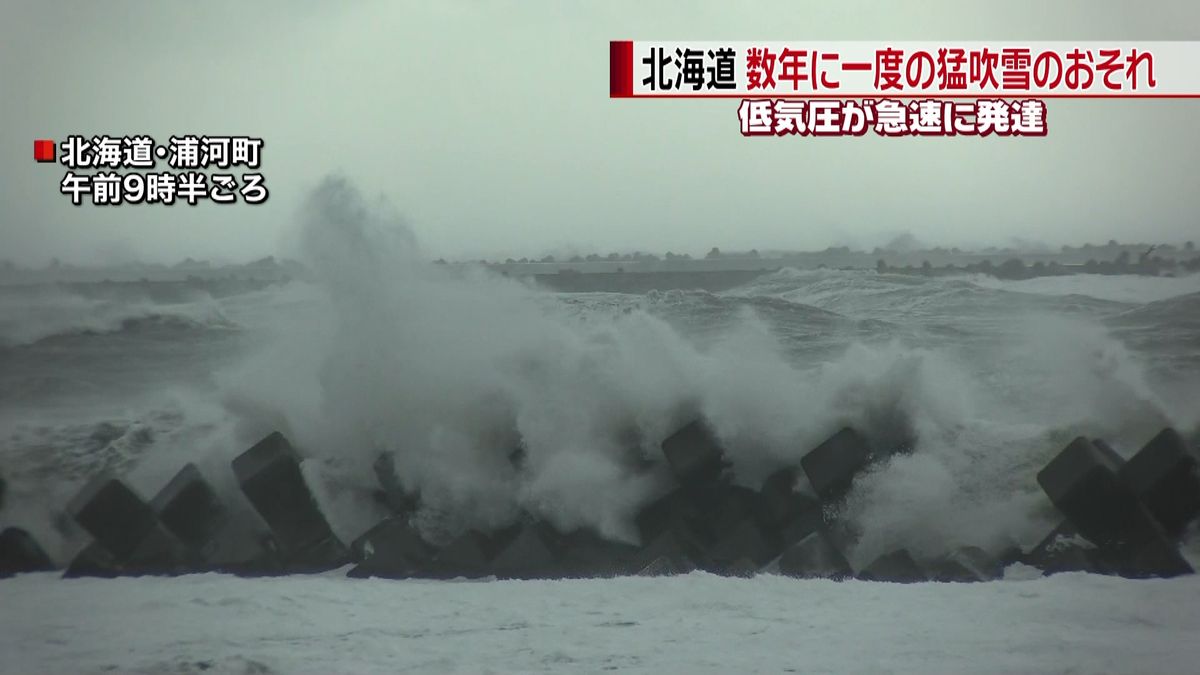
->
[[3, 569, 1200, 674]]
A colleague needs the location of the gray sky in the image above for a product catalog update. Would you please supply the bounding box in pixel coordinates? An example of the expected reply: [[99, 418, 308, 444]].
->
[[2, 0, 1198, 265]]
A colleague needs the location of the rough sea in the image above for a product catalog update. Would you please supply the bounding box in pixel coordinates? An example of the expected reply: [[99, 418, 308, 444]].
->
[[2, 243, 1198, 567], [3, 179, 1200, 672]]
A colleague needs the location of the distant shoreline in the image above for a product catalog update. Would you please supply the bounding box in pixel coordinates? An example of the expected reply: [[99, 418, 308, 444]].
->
[[2, 244, 1197, 289]]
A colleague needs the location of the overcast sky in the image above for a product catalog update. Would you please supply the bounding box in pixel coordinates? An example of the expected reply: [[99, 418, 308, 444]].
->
[[2, 0, 1198, 265]]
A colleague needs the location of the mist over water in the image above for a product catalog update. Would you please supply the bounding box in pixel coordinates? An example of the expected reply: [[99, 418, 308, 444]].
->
[[2, 176, 1199, 568]]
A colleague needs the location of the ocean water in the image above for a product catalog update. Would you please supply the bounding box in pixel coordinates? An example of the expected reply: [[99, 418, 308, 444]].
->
[[2, 179, 1199, 572]]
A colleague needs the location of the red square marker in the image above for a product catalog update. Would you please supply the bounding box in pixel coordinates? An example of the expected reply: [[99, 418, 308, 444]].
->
[[34, 139, 56, 163]]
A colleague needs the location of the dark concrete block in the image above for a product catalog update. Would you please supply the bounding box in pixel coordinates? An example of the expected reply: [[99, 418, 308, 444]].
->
[[430, 530, 493, 579], [490, 522, 563, 580], [774, 530, 852, 580], [703, 485, 769, 541], [924, 547, 995, 582], [637, 554, 695, 576], [724, 557, 759, 578], [1120, 428, 1200, 536], [0, 527, 54, 576], [151, 463, 228, 549], [350, 517, 424, 561], [67, 473, 158, 560], [801, 428, 873, 502], [372, 452, 418, 515], [1036, 528, 1189, 581], [635, 529, 700, 574], [1038, 436, 1122, 505], [200, 520, 282, 576], [1037, 437, 1163, 548], [776, 506, 828, 549], [1022, 522, 1102, 575], [927, 558, 980, 583], [232, 432, 335, 557], [1100, 530, 1193, 579], [704, 518, 777, 573], [635, 488, 708, 551], [661, 420, 730, 489], [640, 484, 770, 569], [858, 549, 926, 583], [286, 535, 349, 573], [348, 517, 432, 579], [953, 546, 1003, 580], [63, 543, 122, 579], [1026, 520, 1191, 580], [929, 546, 1005, 582], [759, 467, 819, 529], [991, 543, 1026, 571], [559, 530, 641, 578], [121, 525, 193, 576]]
